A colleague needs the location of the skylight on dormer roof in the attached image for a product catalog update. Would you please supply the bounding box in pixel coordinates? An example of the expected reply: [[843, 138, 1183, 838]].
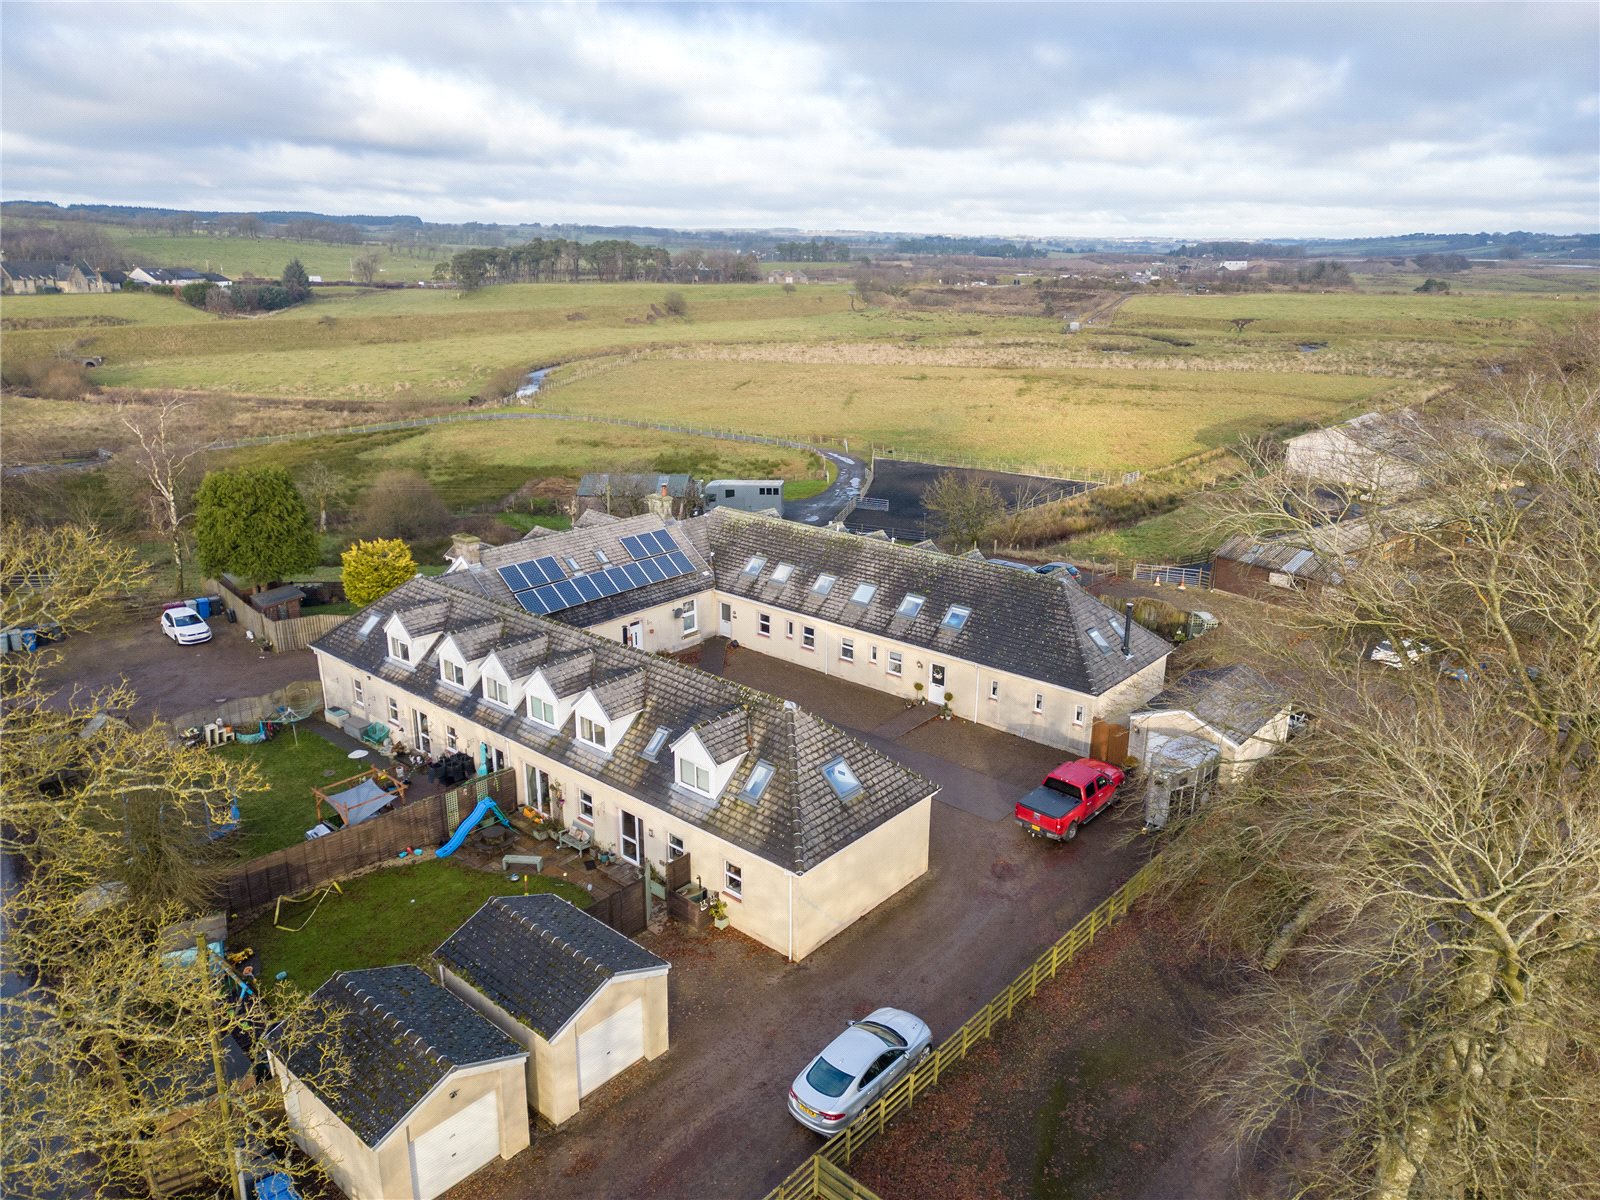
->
[[896, 593, 925, 620], [743, 555, 767, 576], [849, 582, 877, 606]]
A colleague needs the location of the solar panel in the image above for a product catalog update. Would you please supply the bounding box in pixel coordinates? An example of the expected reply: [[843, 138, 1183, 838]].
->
[[619, 535, 649, 560], [622, 562, 648, 588], [639, 556, 666, 583], [550, 579, 580, 607], [594, 571, 621, 597], [574, 575, 602, 602], [516, 591, 549, 615], [666, 550, 693, 576], [497, 565, 528, 591], [537, 555, 568, 583], [535, 584, 574, 614], [651, 530, 680, 555]]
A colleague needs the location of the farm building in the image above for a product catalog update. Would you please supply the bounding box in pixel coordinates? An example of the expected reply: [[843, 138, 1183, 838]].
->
[[1284, 410, 1426, 496], [310, 572, 939, 961], [576, 473, 699, 520], [268, 965, 529, 1200], [1129, 664, 1290, 785], [1211, 502, 1444, 602], [436, 895, 669, 1125], [702, 479, 785, 517], [128, 266, 233, 288], [0, 259, 119, 294]]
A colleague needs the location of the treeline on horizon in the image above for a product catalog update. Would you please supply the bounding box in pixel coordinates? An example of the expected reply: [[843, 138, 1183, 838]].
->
[[435, 240, 762, 289]]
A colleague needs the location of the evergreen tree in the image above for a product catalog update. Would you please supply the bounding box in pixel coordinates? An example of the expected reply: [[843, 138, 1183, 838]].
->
[[195, 466, 318, 586]]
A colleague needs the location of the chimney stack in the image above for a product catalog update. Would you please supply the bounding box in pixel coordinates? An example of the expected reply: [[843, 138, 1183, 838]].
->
[[1121, 601, 1135, 658]]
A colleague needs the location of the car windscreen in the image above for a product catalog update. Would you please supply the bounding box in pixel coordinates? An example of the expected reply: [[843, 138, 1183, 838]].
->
[[805, 1056, 855, 1097], [175, 614, 202, 626], [1043, 778, 1085, 801], [854, 1020, 907, 1049]]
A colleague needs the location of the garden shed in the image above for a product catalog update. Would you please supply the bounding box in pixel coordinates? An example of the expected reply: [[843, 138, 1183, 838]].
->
[[1129, 663, 1290, 784], [435, 894, 669, 1125], [268, 965, 529, 1200], [249, 585, 305, 621]]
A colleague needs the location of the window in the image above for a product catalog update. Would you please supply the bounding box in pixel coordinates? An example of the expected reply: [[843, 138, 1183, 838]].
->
[[849, 582, 877, 605], [387, 698, 400, 724], [526, 765, 551, 815], [680, 603, 698, 635], [990, 680, 1000, 701], [758, 612, 772, 637], [667, 832, 685, 860], [1087, 628, 1115, 656], [413, 712, 431, 754], [742, 555, 766, 576], [620, 811, 641, 865], [1073, 704, 1086, 726], [840, 638, 855, 662], [896, 593, 925, 620], [579, 790, 594, 822], [1034, 693, 1045, 714], [387, 635, 410, 662], [802, 626, 817, 651], [351, 678, 364, 706], [724, 861, 743, 900], [812, 573, 836, 597], [594, 548, 610, 564], [578, 716, 608, 750], [678, 757, 712, 794], [942, 605, 972, 633], [483, 676, 510, 706], [771, 562, 794, 585], [642, 726, 671, 761], [446, 724, 459, 751], [786, 620, 795, 639], [527, 695, 556, 726], [869, 645, 879, 665], [741, 759, 775, 802], [441, 659, 465, 687], [821, 756, 863, 799], [724, 488, 735, 499], [564, 555, 581, 574], [887, 651, 903, 677]]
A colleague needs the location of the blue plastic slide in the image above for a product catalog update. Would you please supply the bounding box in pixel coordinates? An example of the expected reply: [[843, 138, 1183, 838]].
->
[[436, 798, 511, 857]]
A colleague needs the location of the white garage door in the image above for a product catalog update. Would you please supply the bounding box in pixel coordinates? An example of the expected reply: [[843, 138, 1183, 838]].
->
[[577, 998, 645, 1098], [410, 1089, 500, 1200]]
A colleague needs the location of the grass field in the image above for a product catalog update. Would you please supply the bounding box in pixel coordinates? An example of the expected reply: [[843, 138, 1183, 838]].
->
[[71, 227, 443, 282]]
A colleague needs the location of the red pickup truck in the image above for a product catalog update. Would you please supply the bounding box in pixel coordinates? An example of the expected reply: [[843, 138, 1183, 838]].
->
[[1015, 759, 1126, 842]]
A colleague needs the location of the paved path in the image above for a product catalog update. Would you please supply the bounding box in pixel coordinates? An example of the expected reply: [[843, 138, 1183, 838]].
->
[[869, 703, 940, 741]]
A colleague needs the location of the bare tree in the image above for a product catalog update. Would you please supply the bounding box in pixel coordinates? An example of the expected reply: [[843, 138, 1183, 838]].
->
[[1229, 317, 1258, 337], [922, 472, 1005, 549], [1162, 323, 1600, 1199], [352, 250, 383, 284], [122, 397, 207, 593], [298, 460, 348, 533]]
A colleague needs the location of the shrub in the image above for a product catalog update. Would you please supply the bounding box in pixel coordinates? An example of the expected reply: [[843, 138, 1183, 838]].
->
[[0, 358, 94, 401], [662, 291, 688, 318], [341, 538, 418, 607]]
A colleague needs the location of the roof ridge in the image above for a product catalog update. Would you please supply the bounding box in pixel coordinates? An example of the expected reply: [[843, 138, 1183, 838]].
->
[[339, 970, 456, 1070]]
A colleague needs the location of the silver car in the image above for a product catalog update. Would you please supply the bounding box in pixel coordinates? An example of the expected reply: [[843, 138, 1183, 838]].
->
[[787, 1007, 933, 1135]]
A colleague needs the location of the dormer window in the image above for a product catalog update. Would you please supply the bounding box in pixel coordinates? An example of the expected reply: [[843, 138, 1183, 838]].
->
[[441, 659, 466, 688], [578, 715, 608, 750], [771, 562, 794, 586], [821, 756, 863, 799], [743, 555, 766, 576], [849, 582, 877, 606], [813, 574, 836, 597], [741, 760, 775, 802], [896, 593, 925, 620], [941, 605, 972, 633], [527, 695, 556, 726], [483, 676, 510, 707], [677, 757, 712, 794], [387, 635, 411, 662]]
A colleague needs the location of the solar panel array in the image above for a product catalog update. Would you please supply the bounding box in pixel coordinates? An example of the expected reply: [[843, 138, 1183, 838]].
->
[[496, 532, 695, 617]]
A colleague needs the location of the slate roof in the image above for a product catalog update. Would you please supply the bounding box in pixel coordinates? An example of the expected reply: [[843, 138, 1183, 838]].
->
[[1, 260, 70, 281], [313, 576, 937, 873], [592, 668, 647, 717], [693, 709, 749, 763], [273, 965, 524, 1148], [1138, 664, 1287, 745], [698, 509, 1169, 695], [436, 896, 667, 1039], [578, 472, 694, 498], [443, 511, 713, 628], [573, 509, 623, 529]]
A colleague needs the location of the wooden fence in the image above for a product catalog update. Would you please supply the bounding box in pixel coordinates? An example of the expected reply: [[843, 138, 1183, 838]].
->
[[221, 769, 518, 928], [207, 578, 346, 653], [759, 859, 1161, 1200], [587, 875, 647, 937]]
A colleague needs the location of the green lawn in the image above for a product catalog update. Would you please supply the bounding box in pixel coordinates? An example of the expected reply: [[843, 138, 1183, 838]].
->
[[215, 730, 361, 858], [1057, 502, 1219, 564], [231, 859, 591, 991]]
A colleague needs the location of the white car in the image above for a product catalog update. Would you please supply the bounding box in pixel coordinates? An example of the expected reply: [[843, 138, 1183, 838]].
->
[[1370, 638, 1432, 668], [160, 605, 212, 645], [787, 1007, 932, 1135]]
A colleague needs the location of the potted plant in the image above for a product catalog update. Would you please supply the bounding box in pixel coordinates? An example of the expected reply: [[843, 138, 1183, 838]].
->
[[941, 690, 955, 719], [912, 681, 925, 706], [707, 896, 730, 930]]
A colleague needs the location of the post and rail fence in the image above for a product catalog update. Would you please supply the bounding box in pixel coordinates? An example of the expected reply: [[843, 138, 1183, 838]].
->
[[758, 859, 1161, 1200]]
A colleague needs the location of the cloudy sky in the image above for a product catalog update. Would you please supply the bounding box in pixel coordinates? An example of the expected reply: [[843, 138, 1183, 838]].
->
[[3, 2, 1596, 237]]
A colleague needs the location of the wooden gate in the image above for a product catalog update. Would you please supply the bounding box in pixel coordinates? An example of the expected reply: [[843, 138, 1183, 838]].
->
[[1090, 718, 1130, 765]]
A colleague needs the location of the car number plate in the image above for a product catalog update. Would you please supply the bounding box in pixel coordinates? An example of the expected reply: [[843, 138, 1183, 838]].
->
[[1030, 824, 1041, 833], [795, 1099, 819, 1118]]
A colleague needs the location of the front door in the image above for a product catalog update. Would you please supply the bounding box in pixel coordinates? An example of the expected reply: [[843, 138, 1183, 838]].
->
[[719, 602, 733, 637], [413, 710, 431, 755], [625, 621, 643, 649], [619, 810, 642, 865], [929, 662, 946, 700], [526, 765, 552, 816]]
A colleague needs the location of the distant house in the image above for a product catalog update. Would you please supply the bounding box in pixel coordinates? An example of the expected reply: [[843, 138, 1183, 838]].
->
[[2, 260, 124, 294], [1130, 663, 1289, 785], [269, 965, 530, 1200], [1283, 411, 1426, 495], [435, 895, 670, 1125], [1211, 502, 1439, 601], [766, 270, 809, 284], [128, 266, 232, 288], [1220, 260, 1250, 271], [576, 473, 698, 520], [702, 479, 784, 517]]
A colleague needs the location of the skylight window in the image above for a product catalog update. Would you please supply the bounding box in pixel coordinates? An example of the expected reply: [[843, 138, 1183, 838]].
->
[[641, 726, 671, 761], [813, 573, 837, 596], [741, 759, 775, 802], [771, 562, 795, 585], [743, 555, 767, 576], [849, 582, 877, 606], [357, 613, 381, 639], [1087, 628, 1115, 655], [565, 556, 582, 574], [896, 593, 925, 620], [821, 756, 863, 799], [941, 605, 972, 632], [595, 548, 610, 565]]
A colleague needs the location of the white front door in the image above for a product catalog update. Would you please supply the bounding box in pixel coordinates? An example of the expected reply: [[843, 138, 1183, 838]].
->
[[929, 662, 947, 700], [577, 998, 645, 1098], [626, 621, 643, 649], [409, 1090, 499, 1200], [719, 602, 733, 637], [619, 810, 642, 865], [526, 765, 551, 816]]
